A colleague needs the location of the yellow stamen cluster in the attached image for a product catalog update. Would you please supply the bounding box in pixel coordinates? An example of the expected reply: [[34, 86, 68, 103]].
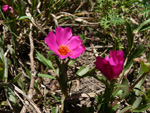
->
[[58, 45, 71, 55]]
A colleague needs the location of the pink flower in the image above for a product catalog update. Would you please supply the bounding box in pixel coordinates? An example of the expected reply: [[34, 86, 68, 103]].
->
[[95, 50, 124, 80], [8, 6, 14, 14], [2, 5, 14, 14], [2, 5, 9, 12], [45, 27, 86, 59]]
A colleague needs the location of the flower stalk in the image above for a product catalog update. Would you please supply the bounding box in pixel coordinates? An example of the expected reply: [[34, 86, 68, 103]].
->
[[58, 60, 69, 113], [44, 27, 86, 112]]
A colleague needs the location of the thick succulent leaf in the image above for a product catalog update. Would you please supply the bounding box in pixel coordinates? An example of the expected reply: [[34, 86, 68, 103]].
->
[[119, 77, 129, 99], [38, 73, 56, 79], [76, 66, 89, 76], [35, 50, 54, 70]]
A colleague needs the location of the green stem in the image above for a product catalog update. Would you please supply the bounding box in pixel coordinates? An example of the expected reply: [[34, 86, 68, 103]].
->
[[102, 80, 115, 112], [59, 60, 69, 113], [111, 72, 148, 108], [129, 72, 148, 92]]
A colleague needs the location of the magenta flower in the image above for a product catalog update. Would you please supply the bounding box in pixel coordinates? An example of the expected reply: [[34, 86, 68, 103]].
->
[[2, 5, 9, 12], [2, 5, 14, 14], [45, 27, 86, 59], [95, 50, 124, 80], [8, 6, 14, 14]]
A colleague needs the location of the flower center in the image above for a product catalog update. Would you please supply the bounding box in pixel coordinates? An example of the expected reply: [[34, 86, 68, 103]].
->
[[58, 45, 71, 55]]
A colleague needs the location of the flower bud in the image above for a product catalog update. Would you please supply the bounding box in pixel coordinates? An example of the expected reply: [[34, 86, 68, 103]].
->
[[2, 5, 9, 12], [95, 50, 124, 80]]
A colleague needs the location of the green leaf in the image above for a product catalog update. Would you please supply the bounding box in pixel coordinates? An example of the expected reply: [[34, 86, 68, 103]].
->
[[48, 51, 55, 62], [140, 24, 150, 32], [112, 104, 119, 112], [1, 101, 6, 106], [96, 94, 103, 111], [16, 0, 26, 16], [6, 87, 21, 112], [17, 78, 26, 93], [134, 74, 145, 96], [92, 71, 108, 85], [140, 61, 150, 73], [146, 89, 150, 100], [18, 16, 31, 20], [0, 35, 4, 62], [37, 73, 56, 79], [119, 106, 132, 113], [68, 59, 76, 66], [0, 67, 3, 71], [51, 93, 60, 102], [7, 44, 17, 67], [50, 106, 56, 113], [35, 50, 54, 70], [132, 97, 142, 109], [0, 62, 4, 81], [82, 68, 96, 78], [124, 44, 145, 71], [79, 33, 86, 44], [4, 58, 8, 82], [126, 22, 133, 50], [134, 19, 150, 33], [119, 77, 129, 99], [115, 84, 128, 88], [133, 104, 150, 112], [114, 90, 123, 97], [11, 73, 22, 84], [133, 67, 145, 96], [25, 67, 31, 78], [76, 66, 89, 76]]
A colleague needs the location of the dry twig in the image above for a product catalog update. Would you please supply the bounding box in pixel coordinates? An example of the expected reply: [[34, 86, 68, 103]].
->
[[13, 85, 41, 113], [20, 23, 39, 113]]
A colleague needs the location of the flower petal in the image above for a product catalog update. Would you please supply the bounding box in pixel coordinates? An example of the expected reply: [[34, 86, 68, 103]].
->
[[45, 27, 86, 59], [115, 50, 124, 62], [95, 57, 114, 80], [45, 31, 59, 54], [58, 54, 69, 59], [55, 27, 72, 45], [2, 5, 9, 12], [68, 36, 82, 50], [105, 56, 109, 61], [109, 50, 119, 66], [111, 64, 123, 79], [95, 50, 124, 80], [69, 45, 86, 59], [8, 6, 14, 14], [95, 56, 110, 78], [105, 65, 113, 80]]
